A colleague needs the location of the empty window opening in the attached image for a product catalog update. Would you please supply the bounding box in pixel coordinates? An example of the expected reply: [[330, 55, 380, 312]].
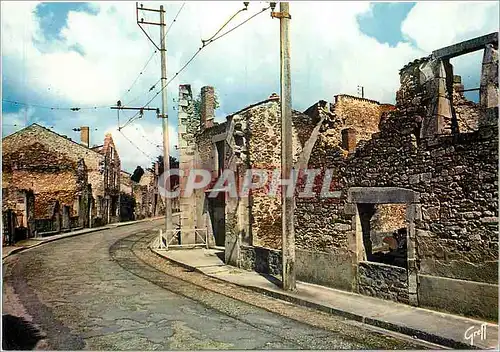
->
[[358, 203, 408, 269], [450, 51, 482, 133]]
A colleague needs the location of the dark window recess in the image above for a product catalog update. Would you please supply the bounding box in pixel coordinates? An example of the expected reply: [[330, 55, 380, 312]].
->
[[358, 203, 408, 269]]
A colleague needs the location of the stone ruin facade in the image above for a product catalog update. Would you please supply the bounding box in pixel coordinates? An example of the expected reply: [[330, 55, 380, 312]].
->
[[2, 124, 123, 237], [177, 33, 498, 321]]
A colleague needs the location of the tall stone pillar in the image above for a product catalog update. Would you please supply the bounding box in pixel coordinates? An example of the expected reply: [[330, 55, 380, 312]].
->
[[178, 84, 198, 244], [421, 58, 452, 138], [479, 44, 499, 127]]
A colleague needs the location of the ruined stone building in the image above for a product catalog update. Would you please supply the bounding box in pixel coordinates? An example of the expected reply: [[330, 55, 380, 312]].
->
[[132, 169, 159, 219], [176, 32, 498, 321], [2, 124, 122, 236]]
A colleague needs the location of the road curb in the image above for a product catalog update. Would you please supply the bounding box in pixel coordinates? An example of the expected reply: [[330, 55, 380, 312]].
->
[[2, 217, 163, 261], [150, 248, 475, 350]]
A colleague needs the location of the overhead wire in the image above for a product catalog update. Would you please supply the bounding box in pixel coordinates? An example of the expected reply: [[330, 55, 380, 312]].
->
[[118, 109, 143, 131], [134, 4, 271, 111], [118, 128, 155, 160], [124, 3, 186, 105], [122, 49, 158, 102], [165, 2, 186, 37], [135, 126, 163, 152], [2, 99, 109, 111]]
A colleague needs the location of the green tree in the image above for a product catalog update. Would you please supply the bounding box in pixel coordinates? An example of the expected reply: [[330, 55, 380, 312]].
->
[[193, 90, 220, 120], [149, 155, 179, 189]]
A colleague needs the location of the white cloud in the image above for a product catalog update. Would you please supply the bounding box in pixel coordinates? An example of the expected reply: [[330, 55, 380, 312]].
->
[[104, 121, 177, 172], [402, 1, 499, 53], [2, 1, 498, 172]]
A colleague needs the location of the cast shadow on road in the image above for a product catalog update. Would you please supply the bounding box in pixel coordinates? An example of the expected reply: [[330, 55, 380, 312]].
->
[[2, 314, 43, 350]]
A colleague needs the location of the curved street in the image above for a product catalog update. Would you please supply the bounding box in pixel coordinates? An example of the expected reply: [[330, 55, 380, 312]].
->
[[3, 220, 430, 350]]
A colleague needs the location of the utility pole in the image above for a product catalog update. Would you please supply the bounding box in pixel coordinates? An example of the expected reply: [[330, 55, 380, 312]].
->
[[135, 3, 172, 237], [271, 2, 296, 291], [159, 5, 173, 237]]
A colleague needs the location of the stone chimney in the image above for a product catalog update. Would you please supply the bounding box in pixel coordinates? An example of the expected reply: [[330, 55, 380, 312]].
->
[[341, 128, 357, 152], [200, 86, 215, 129], [80, 126, 90, 148]]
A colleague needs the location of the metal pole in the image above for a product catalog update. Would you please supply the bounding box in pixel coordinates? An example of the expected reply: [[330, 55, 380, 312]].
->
[[160, 5, 173, 236], [279, 2, 296, 291]]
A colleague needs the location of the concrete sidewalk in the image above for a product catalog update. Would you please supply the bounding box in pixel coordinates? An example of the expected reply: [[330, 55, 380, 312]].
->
[[152, 247, 498, 350], [2, 216, 166, 260]]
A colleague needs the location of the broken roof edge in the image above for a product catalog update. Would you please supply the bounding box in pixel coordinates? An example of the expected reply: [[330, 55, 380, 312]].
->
[[225, 96, 281, 120], [2, 123, 106, 159], [334, 94, 381, 105], [195, 120, 228, 138]]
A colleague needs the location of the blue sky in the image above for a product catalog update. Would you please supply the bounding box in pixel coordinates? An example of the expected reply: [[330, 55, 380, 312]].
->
[[357, 2, 416, 47], [2, 1, 498, 172]]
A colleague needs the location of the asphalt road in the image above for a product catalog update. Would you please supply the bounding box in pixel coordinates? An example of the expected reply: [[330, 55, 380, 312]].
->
[[2, 219, 431, 350]]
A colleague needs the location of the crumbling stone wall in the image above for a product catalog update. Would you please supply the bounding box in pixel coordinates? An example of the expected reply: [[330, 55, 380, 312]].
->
[[291, 43, 498, 318], [194, 121, 228, 246], [239, 245, 282, 276], [1, 124, 121, 226], [241, 98, 305, 249], [178, 84, 198, 243], [358, 262, 409, 304], [332, 95, 386, 143], [2, 142, 88, 219], [295, 78, 498, 318], [452, 76, 480, 133], [196, 122, 227, 176]]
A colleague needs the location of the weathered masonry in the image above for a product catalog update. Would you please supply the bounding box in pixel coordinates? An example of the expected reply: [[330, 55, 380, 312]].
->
[[2, 124, 122, 237], [177, 33, 498, 321]]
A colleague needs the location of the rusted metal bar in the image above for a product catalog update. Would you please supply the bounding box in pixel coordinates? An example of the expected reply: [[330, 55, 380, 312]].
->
[[457, 88, 480, 92]]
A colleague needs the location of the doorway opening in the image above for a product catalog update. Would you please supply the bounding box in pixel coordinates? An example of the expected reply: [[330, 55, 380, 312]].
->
[[208, 192, 225, 247]]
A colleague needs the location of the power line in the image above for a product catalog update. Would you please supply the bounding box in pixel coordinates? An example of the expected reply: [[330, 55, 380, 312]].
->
[[120, 3, 186, 106], [135, 126, 163, 151], [2, 99, 109, 111], [203, 4, 248, 44], [125, 78, 161, 106], [166, 2, 186, 37], [136, 5, 271, 110], [123, 3, 186, 106], [122, 49, 158, 103], [206, 4, 264, 43], [118, 129, 154, 160]]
